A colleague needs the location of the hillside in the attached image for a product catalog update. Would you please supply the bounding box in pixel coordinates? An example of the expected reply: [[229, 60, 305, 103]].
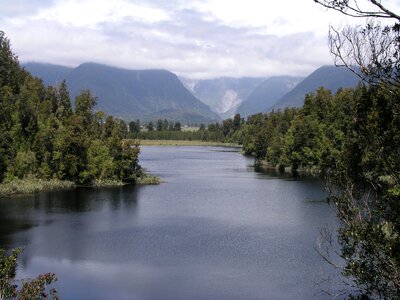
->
[[236, 76, 303, 118], [271, 66, 360, 110], [23, 62, 72, 86], [180, 77, 265, 119], [25, 63, 221, 123]]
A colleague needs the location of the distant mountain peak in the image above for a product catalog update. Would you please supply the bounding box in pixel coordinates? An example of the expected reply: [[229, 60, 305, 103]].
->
[[25, 62, 220, 123], [236, 76, 304, 118], [180, 77, 266, 118], [270, 65, 360, 111]]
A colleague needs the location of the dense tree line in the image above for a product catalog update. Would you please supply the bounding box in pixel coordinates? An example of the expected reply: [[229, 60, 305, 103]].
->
[[234, 82, 400, 297], [132, 114, 243, 142], [314, 1, 399, 298], [236, 87, 354, 172], [0, 31, 142, 185]]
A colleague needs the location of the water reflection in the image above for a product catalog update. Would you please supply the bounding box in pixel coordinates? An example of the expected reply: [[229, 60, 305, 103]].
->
[[0, 146, 340, 299], [0, 185, 140, 249]]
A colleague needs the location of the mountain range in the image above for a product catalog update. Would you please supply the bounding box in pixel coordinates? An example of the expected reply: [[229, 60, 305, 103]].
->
[[180, 66, 359, 119], [235, 76, 303, 118], [24, 62, 221, 123], [25, 62, 361, 122], [270, 65, 360, 111], [180, 77, 265, 119]]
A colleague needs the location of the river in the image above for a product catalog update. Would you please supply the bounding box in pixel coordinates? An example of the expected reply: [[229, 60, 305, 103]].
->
[[0, 146, 340, 299]]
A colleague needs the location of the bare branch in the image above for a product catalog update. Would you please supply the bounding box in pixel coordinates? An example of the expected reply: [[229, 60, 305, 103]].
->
[[314, 0, 400, 20], [370, 0, 400, 20], [328, 21, 400, 90]]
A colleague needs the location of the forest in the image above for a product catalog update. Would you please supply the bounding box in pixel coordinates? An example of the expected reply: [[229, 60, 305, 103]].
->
[[0, 31, 148, 193], [236, 83, 400, 296]]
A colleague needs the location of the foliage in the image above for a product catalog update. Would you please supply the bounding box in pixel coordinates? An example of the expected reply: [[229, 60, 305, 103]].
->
[[0, 248, 58, 300], [233, 82, 400, 297], [133, 114, 242, 143], [0, 31, 143, 187], [138, 140, 238, 147], [327, 86, 400, 299], [0, 178, 75, 197], [136, 174, 161, 185], [118, 139, 141, 183], [311, 1, 400, 298]]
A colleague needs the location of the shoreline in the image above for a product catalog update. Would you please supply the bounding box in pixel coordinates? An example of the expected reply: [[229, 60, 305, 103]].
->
[[139, 139, 241, 147], [257, 160, 321, 178], [0, 174, 161, 197], [0, 178, 76, 197]]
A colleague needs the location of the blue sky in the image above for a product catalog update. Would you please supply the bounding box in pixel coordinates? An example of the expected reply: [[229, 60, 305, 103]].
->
[[1, 0, 399, 79]]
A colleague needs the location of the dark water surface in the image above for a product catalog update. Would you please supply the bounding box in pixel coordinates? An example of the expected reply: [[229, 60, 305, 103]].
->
[[0, 146, 340, 299]]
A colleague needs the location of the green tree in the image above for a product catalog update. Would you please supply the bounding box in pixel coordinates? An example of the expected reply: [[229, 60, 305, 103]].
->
[[314, 1, 400, 298], [0, 248, 58, 300], [162, 119, 169, 131], [84, 139, 114, 182], [55, 80, 72, 120], [103, 115, 114, 139], [118, 139, 141, 183], [232, 113, 242, 131], [174, 121, 181, 131], [0, 31, 24, 94], [128, 119, 140, 135], [74, 89, 96, 131], [0, 31, 144, 187], [53, 114, 88, 182], [147, 121, 154, 132], [156, 119, 163, 131], [112, 119, 127, 140]]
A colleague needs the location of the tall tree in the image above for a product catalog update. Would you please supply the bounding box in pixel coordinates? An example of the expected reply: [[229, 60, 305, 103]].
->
[[0, 31, 23, 94], [56, 80, 73, 120], [74, 89, 96, 130], [147, 121, 154, 132], [0, 31, 144, 186], [156, 119, 163, 131], [174, 121, 181, 132], [314, 1, 400, 297]]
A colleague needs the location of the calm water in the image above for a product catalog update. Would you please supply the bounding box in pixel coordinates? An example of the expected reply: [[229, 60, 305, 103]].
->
[[0, 146, 340, 299]]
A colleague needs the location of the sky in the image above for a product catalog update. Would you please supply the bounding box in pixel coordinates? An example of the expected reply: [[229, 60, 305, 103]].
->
[[1, 0, 400, 79]]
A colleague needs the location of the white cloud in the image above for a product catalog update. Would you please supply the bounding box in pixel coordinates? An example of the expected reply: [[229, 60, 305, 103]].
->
[[189, 0, 346, 36], [10, 0, 171, 27], [3, 0, 399, 79]]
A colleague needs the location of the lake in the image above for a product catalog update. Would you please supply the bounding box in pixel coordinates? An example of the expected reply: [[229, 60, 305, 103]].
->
[[0, 146, 341, 299]]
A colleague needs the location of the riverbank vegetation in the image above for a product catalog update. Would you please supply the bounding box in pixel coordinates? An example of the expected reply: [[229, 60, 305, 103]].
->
[[136, 173, 161, 185], [235, 86, 355, 174], [129, 114, 243, 144], [231, 1, 400, 297], [0, 178, 75, 197], [0, 31, 156, 195], [231, 58, 400, 300], [233, 75, 399, 300]]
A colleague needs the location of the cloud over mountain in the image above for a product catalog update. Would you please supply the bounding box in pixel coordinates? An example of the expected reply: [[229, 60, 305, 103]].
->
[[1, 0, 356, 79]]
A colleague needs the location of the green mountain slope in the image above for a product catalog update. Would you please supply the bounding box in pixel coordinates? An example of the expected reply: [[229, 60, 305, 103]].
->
[[236, 76, 303, 118], [271, 66, 360, 110], [25, 62, 221, 123], [23, 62, 72, 86]]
